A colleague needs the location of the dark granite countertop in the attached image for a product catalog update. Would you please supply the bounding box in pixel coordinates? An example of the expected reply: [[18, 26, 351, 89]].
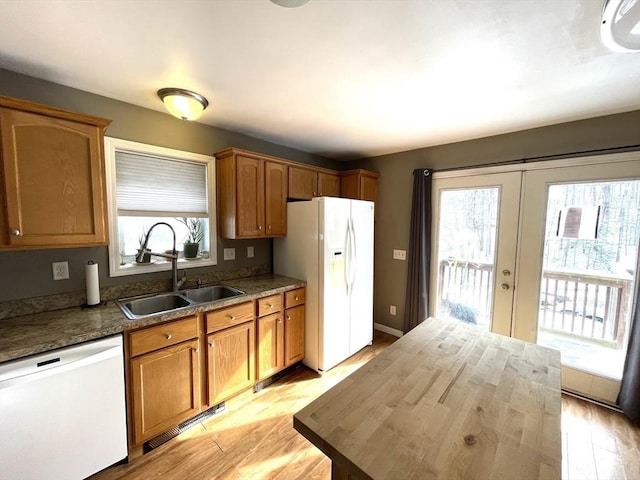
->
[[0, 274, 305, 363]]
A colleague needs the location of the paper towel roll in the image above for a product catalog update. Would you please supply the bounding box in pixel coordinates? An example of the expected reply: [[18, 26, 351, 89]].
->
[[86, 261, 100, 306]]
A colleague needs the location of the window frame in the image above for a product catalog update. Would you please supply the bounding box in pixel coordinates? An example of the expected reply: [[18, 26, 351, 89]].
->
[[104, 137, 217, 277]]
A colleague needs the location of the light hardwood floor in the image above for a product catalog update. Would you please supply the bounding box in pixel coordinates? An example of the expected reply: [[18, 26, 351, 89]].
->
[[91, 330, 639, 480]]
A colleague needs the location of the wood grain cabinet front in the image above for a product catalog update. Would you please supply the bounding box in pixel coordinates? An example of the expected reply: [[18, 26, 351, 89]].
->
[[130, 338, 201, 445], [216, 148, 287, 239], [256, 288, 305, 381], [340, 169, 379, 203], [207, 321, 255, 405], [284, 305, 305, 366], [289, 167, 340, 200], [0, 95, 111, 249]]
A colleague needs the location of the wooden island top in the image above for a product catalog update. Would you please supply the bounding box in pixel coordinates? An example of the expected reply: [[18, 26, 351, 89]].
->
[[294, 317, 562, 480]]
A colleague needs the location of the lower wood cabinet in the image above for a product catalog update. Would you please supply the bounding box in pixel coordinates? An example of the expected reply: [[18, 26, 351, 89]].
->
[[130, 338, 200, 445], [207, 320, 255, 405], [285, 305, 305, 366], [125, 287, 305, 454], [256, 287, 306, 380], [257, 311, 285, 380]]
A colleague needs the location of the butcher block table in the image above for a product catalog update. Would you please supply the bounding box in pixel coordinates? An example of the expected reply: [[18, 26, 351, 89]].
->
[[294, 317, 562, 480]]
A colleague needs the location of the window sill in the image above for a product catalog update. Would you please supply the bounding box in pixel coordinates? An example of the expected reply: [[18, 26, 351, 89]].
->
[[110, 257, 216, 277]]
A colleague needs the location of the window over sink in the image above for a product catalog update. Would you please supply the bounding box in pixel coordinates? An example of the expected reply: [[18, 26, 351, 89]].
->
[[104, 137, 217, 277]]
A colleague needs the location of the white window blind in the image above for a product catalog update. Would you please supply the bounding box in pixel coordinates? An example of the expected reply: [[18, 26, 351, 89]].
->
[[116, 151, 208, 216]]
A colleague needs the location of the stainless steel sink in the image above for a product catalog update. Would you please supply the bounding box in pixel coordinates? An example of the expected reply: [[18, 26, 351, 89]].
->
[[182, 285, 245, 303], [116, 293, 194, 320], [116, 285, 245, 320]]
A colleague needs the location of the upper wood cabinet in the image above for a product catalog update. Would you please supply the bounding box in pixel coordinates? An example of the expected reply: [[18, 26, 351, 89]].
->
[[216, 148, 287, 239], [340, 169, 379, 203], [0, 95, 111, 249], [288, 166, 317, 200], [318, 172, 340, 197], [288, 166, 340, 200]]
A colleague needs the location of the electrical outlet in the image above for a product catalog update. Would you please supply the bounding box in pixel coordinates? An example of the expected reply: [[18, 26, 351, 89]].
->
[[390, 305, 397, 316], [223, 248, 236, 261], [247, 246, 254, 258], [52, 261, 69, 280], [393, 249, 406, 260]]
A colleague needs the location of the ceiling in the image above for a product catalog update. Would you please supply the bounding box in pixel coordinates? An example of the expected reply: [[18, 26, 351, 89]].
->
[[0, 0, 638, 160]]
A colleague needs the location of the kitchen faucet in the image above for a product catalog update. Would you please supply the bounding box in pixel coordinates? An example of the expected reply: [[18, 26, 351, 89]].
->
[[136, 222, 187, 292]]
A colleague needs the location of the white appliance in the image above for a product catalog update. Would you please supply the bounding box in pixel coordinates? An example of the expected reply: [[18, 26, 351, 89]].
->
[[0, 335, 128, 480], [274, 197, 374, 373]]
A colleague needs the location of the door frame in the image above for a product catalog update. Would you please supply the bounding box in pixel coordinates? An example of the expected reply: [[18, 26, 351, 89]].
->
[[429, 151, 640, 403]]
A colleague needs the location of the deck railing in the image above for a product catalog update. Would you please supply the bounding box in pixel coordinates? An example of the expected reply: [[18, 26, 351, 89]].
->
[[438, 259, 633, 347]]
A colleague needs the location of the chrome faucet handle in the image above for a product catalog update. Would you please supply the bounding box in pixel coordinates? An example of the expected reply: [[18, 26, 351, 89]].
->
[[177, 271, 188, 289]]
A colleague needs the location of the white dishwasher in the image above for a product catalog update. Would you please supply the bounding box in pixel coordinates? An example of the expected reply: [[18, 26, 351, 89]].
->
[[0, 334, 128, 480]]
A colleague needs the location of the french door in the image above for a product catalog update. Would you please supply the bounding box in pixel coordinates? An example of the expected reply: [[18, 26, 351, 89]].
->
[[430, 153, 640, 404]]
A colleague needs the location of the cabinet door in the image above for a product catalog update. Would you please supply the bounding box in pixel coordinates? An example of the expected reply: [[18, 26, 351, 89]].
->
[[360, 175, 378, 203], [285, 305, 305, 366], [318, 172, 340, 198], [236, 155, 265, 237], [0, 108, 108, 247], [257, 312, 284, 380], [288, 166, 317, 200], [130, 340, 200, 444], [264, 161, 287, 236], [207, 321, 255, 405]]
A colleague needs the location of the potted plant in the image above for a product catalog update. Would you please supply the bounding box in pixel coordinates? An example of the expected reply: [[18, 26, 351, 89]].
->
[[178, 217, 204, 259], [136, 230, 152, 263]]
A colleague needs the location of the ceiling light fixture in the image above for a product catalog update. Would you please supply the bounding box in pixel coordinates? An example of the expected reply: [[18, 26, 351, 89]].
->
[[270, 0, 311, 7], [157, 88, 209, 121], [601, 0, 640, 52]]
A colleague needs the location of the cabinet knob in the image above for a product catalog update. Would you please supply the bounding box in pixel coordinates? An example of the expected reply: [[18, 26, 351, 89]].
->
[[10, 229, 20, 236], [227, 314, 236, 321], [209, 341, 215, 348], [192, 347, 199, 353], [165, 334, 172, 340], [277, 318, 282, 324], [294, 296, 299, 301], [258, 225, 262, 230], [266, 303, 273, 308], [287, 315, 291, 320], [268, 225, 272, 230]]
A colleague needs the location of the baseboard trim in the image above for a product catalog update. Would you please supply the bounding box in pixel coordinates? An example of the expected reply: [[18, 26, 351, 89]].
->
[[374, 323, 403, 337]]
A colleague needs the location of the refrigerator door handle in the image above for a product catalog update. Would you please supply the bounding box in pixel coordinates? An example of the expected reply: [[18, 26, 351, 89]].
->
[[348, 217, 357, 290], [344, 219, 351, 296]]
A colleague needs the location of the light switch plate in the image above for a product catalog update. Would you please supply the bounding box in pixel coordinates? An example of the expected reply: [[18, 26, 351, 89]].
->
[[223, 248, 236, 261], [390, 305, 397, 315], [393, 249, 406, 260], [247, 246, 254, 258]]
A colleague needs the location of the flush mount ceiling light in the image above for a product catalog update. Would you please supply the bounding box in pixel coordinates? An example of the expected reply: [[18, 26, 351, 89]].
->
[[270, 0, 311, 7], [601, 0, 640, 52], [157, 88, 209, 121]]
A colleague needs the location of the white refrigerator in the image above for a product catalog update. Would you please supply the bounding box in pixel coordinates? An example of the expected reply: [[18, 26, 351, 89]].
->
[[274, 197, 374, 373]]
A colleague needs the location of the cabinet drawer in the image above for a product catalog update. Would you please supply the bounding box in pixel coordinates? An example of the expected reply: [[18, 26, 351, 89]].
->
[[257, 294, 282, 317], [285, 288, 305, 308], [206, 302, 254, 334], [129, 316, 198, 357]]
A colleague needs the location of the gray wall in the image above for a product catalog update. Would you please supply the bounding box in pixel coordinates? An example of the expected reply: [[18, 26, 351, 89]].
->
[[0, 68, 340, 301], [351, 110, 640, 332]]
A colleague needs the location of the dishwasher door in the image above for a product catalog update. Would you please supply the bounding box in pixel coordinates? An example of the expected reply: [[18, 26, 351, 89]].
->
[[0, 335, 127, 480]]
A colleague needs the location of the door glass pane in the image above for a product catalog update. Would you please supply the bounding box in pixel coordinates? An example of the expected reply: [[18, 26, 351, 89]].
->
[[435, 188, 499, 330], [537, 180, 640, 379]]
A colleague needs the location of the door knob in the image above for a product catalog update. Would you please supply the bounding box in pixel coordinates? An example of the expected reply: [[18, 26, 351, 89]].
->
[[500, 283, 510, 291]]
